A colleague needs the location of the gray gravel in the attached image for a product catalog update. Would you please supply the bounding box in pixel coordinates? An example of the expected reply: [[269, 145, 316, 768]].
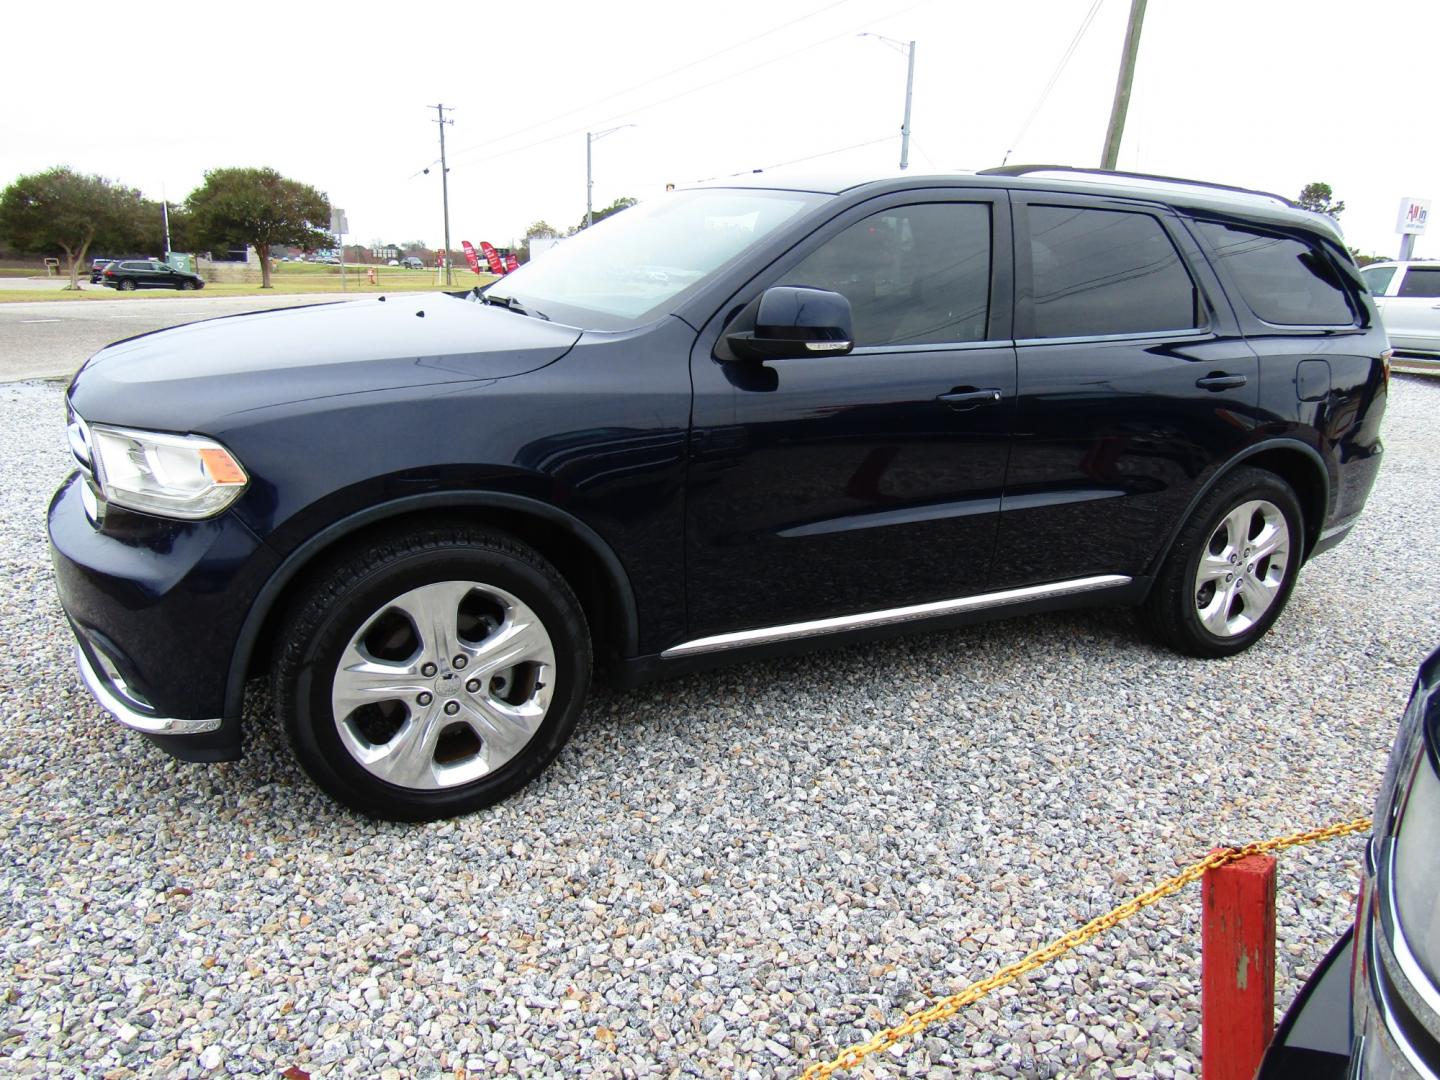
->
[[2, 375, 1438, 1079]]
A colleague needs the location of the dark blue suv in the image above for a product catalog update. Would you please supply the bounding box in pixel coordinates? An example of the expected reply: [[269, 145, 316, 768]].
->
[[48, 166, 1390, 820]]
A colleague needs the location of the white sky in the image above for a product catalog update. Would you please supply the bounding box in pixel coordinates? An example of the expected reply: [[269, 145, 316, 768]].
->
[[4, 0, 1436, 258]]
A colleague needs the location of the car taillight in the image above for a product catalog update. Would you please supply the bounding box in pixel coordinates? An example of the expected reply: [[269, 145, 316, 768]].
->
[[104, 268, 113, 276]]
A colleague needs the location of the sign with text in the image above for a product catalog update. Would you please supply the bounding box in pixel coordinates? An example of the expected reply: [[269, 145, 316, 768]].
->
[[1397, 197, 1430, 235]]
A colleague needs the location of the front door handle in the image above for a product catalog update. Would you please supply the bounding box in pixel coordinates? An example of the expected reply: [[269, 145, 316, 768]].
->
[[937, 388, 1003, 410], [1195, 373, 1248, 391]]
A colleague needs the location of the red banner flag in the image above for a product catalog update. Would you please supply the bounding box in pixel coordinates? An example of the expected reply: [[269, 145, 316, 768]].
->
[[479, 241, 505, 275], [504, 254, 519, 273], [460, 241, 483, 275]]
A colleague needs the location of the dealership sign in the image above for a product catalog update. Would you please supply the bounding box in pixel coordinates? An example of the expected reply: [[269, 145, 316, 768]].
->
[[1397, 197, 1430, 235]]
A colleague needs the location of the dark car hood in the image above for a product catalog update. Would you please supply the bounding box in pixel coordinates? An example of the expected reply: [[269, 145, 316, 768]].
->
[[69, 292, 581, 430]]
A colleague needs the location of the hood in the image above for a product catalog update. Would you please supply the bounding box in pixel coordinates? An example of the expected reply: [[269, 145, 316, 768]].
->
[[69, 292, 582, 430]]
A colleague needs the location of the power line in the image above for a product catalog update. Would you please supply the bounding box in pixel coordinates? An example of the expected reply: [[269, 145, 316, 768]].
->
[[441, 0, 938, 174], [441, 0, 856, 165], [692, 134, 897, 183], [1002, 0, 1105, 165]]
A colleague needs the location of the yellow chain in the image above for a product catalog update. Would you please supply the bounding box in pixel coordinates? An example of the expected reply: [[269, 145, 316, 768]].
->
[[800, 817, 1372, 1080]]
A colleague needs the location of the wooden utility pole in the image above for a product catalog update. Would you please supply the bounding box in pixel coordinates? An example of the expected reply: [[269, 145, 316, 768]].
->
[[1100, 0, 1148, 170]]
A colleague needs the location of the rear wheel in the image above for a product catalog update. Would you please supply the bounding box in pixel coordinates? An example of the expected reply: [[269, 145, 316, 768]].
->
[[274, 526, 591, 820], [117, 278, 137, 291], [1142, 467, 1303, 657]]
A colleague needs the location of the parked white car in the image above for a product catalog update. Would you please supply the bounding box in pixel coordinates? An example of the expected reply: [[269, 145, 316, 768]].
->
[[1361, 260, 1440, 355]]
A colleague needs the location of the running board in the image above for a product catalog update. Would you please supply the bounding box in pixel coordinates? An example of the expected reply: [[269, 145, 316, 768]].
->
[[661, 574, 1133, 658]]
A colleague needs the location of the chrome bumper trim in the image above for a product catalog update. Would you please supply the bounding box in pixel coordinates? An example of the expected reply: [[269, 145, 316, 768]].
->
[[75, 646, 222, 735], [662, 574, 1133, 658]]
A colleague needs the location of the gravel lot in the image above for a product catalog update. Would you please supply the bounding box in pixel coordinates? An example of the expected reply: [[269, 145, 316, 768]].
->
[[2, 375, 1437, 1079]]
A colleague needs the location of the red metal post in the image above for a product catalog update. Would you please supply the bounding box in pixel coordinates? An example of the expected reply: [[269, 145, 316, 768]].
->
[[1201, 852, 1277, 1080]]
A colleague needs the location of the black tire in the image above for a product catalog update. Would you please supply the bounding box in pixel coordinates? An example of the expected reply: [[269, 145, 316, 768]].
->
[[1141, 467, 1304, 658], [117, 278, 137, 291], [181, 279, 199, 290], [274, 525, 591, 821]]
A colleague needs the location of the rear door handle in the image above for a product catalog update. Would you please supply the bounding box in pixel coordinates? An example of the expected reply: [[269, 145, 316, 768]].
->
[[1195, 373, 1248, 391], [937, 388, 1003, 410]]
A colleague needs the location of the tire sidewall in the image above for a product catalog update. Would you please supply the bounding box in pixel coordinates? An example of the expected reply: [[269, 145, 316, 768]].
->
[[285, 539, 590, 820], [1173, 471, 1303, 656]]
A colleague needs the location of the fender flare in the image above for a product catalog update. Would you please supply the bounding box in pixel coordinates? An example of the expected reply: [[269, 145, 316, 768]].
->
[[1144, 438, 1331, 583], [223, 491, 640, 717]]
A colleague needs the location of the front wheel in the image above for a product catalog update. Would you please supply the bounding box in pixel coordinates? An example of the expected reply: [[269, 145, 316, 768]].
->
[[180, 279, 199, 290], [1142, 467, 1304, 658], [274, 526, 592, 820]]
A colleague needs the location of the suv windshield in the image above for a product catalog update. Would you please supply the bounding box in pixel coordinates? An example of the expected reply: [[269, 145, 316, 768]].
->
[[486, 188, 828, 330]]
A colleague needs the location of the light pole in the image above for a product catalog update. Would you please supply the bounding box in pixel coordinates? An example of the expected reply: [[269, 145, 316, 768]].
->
[[860, 33, 916, 170], [586, 125, 637, 228]]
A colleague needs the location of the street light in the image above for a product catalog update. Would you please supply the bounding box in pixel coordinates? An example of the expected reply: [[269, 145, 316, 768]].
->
[[859, 33, 916, 170], [587, 125, 637, 228]]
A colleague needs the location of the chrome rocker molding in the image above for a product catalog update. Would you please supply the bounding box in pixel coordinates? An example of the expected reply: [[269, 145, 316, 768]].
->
[[661, 574, 1133, 658], [75, 646, 222, 736]]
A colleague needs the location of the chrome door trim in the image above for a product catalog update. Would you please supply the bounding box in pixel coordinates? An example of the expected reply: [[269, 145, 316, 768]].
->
[[662, 574, 1132, 658]]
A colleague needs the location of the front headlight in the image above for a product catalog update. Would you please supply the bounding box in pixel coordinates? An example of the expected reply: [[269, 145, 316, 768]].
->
[[88, 424, 248, 520]]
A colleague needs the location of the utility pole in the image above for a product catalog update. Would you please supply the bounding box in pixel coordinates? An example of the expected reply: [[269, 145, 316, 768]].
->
[[586, 125, 637, 229], [859, 34, 916, 171], [430, 104, 455, 286], [1100, 0, 1147, 170]]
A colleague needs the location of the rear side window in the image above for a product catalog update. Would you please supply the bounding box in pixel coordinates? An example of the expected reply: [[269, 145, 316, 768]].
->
[[1361, 264, 1397, 296], [1194, 220, 1354, 326], [1398, 267, 1440, 298], [781, 202, 991, 346], [1027, 206, 1199, 338]]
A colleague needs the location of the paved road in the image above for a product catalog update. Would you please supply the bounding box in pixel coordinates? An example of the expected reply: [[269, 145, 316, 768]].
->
[[0, 293, 355, 382]]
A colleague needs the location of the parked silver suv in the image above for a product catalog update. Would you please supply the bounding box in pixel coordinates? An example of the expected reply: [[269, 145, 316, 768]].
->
[[1363, 261, 1440, 358]]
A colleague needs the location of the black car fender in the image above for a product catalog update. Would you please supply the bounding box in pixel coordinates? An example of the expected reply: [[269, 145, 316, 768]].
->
[[1143, 437, 1331, 584], [222, 490, 640, 718]]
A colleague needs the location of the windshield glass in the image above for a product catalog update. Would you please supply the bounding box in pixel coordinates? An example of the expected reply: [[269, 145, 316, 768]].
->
[[486, 188, 828, 330]]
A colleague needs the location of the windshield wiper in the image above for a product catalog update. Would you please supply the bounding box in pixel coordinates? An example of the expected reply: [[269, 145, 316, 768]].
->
[[481, 293, 549, 321]]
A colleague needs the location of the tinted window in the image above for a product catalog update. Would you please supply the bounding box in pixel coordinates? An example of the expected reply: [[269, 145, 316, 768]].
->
[[1361, 265, 1397, 296], [1195, 220, 1353, 325], [1028, 206, 1198, 338], [1398, 267, 1440, 298], [781, 203, 991, 346]]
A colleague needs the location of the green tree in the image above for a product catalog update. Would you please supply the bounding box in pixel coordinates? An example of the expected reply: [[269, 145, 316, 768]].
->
[[0, 167, 152, 289], [519, 220, 562, 263], [1297, 182, 1345, 217], [185, 167, 331, 288], [576, 196, 636, 233]]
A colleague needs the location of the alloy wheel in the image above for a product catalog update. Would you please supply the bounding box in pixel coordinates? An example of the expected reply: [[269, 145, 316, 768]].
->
[[329, 579, 556, 790], [1192, 498, 1291, 638]]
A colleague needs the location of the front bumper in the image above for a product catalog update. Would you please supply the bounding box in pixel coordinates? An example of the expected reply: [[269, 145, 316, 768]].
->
[[74, 644, 221, 735], [49, 471, 280, 761]]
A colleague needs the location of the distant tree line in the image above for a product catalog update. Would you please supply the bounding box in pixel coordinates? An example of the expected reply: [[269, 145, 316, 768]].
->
[[0, 166, 332, 289]]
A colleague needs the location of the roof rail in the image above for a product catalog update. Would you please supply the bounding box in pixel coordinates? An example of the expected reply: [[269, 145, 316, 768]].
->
[[977, 164, 1297, 209]]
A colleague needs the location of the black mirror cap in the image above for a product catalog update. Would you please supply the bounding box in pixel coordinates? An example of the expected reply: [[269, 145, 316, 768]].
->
[[726, 286, 855, 362]]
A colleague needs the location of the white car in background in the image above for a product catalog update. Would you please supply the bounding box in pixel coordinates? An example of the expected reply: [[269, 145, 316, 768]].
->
[[1361, 260, 1440, 357]]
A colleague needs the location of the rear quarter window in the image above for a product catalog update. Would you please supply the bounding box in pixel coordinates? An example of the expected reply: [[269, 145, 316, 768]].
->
[[1194, 220, 1354, 326]]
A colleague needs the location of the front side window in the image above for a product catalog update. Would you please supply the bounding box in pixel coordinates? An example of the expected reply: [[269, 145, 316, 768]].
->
[[1361, 264, 1397, 296], [778, 203, 992, 347], [1398, 267, 1440, 298], [1028, 206, 1199, 338], [1194, 220, 1354, 326]]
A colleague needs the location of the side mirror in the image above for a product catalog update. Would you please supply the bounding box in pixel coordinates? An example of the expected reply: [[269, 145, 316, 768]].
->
[[725, 286, 854, 362]]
